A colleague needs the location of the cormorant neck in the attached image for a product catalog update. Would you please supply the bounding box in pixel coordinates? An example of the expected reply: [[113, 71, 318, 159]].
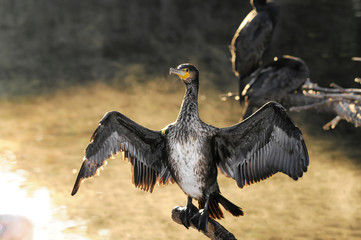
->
[[268, 3, 279, 26], [177, 80, 200, 123], [253, 0, 279, 26], [251, 0, 266, 10]]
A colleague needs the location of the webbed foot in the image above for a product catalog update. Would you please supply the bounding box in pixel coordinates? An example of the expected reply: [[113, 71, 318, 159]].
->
[[191, 208, 209, 232], [179, 197, 198, 229]]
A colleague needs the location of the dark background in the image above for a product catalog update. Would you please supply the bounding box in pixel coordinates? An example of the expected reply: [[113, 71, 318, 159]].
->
[[0, 2, 360, 238], [0, 0, 360, 96]]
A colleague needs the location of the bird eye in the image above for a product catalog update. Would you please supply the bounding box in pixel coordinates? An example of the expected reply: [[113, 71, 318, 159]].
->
[[181, 68, 189, 74]]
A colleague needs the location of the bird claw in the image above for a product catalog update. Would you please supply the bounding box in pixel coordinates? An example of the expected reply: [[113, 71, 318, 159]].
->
[[191, 209, 209, 232], [179, 208, 190, 229], [178, 203, 198, 229]]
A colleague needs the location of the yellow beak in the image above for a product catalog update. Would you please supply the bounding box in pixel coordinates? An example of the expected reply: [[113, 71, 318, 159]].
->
[[169, 68, 189, 80]]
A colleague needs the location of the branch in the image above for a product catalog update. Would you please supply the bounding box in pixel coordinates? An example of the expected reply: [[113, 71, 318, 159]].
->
[[171, 206, 237, 240], [329, 83, 347, 93], [288, 87, 361, 129], [355, 77, 361, 84], [219, 92, 240, 101], [289, 100, 330, 112], [221, 79, 361, 129], [302, 92, 361, 102], [301, 82, 361, 94], [322, 116, 342, 130]]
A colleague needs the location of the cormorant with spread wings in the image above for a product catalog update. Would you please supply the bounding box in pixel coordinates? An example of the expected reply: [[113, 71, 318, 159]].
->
[[71, 63, 309, 233]]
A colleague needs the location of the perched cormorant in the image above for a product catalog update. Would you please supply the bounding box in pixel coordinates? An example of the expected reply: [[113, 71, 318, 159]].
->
[[230, 0, 279, 99], [71, 63, 309, 233], [242, 55, 310, 119]]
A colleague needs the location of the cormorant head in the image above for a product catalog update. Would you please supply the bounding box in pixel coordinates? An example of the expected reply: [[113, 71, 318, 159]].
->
[[251, 0, 279, 24], [251, 0, 267, 10], [275, 55, 309, 76], [169, 63, 199, 84]]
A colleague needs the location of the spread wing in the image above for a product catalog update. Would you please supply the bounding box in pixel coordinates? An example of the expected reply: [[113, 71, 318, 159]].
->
[[71, 111, 172, 195], [214, 102, 309, 188]]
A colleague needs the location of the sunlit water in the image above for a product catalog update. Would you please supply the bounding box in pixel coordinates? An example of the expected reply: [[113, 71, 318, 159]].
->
[[0, 150, 90, 240]]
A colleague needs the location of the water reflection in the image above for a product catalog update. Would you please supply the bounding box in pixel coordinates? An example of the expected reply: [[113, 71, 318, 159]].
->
[[0, 150, 89, 240]]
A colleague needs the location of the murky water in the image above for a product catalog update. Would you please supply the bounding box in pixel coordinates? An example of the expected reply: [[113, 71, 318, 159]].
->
[[0, 150, 89, 240]]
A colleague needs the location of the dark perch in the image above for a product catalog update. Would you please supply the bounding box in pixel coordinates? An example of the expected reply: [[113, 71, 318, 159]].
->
[[171, 206, 237, 240], [221, 80, 361, 129], [290, 81, 361, 129]]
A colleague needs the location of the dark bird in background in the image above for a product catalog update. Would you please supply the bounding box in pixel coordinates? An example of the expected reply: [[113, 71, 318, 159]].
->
[[71, 63, 309, 232], [230, 0, 279, 101], [242, 55, 310, 119]]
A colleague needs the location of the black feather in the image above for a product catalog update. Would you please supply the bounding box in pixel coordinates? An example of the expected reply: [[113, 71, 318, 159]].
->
[[215, 102, 309, 189], [71, 111, 172, 195]]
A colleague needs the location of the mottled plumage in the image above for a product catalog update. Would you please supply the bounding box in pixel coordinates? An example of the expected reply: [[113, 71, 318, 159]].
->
[[72, 63, 309, 233]]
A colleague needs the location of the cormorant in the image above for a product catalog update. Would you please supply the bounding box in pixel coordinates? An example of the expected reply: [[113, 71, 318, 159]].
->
[[230, 0, 279, 100], [242, 55, 309, 119], [71, 63, 309, 233]]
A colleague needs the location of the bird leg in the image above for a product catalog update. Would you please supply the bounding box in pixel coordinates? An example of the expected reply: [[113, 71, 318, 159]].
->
[[178, 196, 198, 229], [191, 196, 210, 232]]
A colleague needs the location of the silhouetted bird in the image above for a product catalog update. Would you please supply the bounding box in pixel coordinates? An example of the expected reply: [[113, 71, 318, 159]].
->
[[242, 55, 310, 119], [230, 0, 279, 100], [71, 63, 309, 233]]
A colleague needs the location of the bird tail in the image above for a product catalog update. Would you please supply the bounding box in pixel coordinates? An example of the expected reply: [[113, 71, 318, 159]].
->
[[199, 194, 244, 219]]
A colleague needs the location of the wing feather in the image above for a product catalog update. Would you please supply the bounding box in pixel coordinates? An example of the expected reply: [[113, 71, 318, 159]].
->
[[71, 111, 172, 195], [214, 102, 309, 189]]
